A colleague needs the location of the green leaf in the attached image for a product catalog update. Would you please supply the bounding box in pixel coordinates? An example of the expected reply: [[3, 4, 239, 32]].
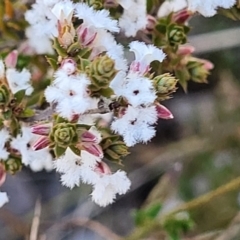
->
[[3, 110, 12, 120], [46, 56, 58, 70], [54, 145, 67, 158], [18, 108, 35, 118], [67, 41, 81, 55], [78, 47, 92, 59], [53, 38, 68, 57], [69, 145, 81, 156], [14, 90, 25, 103], [98, 87, 114, 98], [78, 57, 91, 71]]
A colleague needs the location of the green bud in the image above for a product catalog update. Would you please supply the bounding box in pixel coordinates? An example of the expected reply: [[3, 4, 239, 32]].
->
[[50, 122, 78, 148], [167, 24, 187, 47], [0, 84, 10, 106], [4, 157, 22, 175], [187, 60, 209, 83], [87, 0, 103, 9], [86, 55, 117, 90], [104, 141, 129, 162], [153, 73, 178, 95]]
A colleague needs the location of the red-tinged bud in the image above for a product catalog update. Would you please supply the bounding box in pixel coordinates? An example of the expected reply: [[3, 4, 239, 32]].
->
[[82, 142, 103, 158], [104, 0, 118, 8], [31, 123, 51, 136], [58, 20, 75, 48], [61, 58, 77, 75], [71, 114, 80, 122], [77, 24, 97, 47], [0, 164, 6, 187], [81, 131, 97, 143], [173, 8, 193, 24], [32, 136, 50, 151], [5, 50, 18, 68], [200, 59, 214, 70], [177, 45, 195, 56], [145, 15, 157, 33], [95, 161, 111, 175], [156, 103, 174, 119], [118, 107, 127, 118]]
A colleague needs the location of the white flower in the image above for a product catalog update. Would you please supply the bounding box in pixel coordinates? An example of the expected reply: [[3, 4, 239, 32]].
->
[[187, 0, 236, 17], [0, 128, 10, 160], [45, 70, 92, 119], [157, 0, 187, 18], [111, 106, 158, 146], [90, 166, 131, 207], [6, 68, 33, 95], [75, 3, 119, 33], [115, 72, 156, 107], [129, 41, 165, 74], [11, 126, 53, 171], [118, 0, 147, 37], [157, 0, 236, 17], [51, 0, 74, 23], [0, 192, 8, 208]]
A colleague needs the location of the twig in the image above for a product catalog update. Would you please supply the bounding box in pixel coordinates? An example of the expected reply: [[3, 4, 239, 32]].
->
[[29, 198, 42, 240]]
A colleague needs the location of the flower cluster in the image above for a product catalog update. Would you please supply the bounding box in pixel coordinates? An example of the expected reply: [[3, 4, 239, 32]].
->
[[0, 0, 236, 209]]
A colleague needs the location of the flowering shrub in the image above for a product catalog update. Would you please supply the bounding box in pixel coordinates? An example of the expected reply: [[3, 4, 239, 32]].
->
[[0, 0, 238, 211]]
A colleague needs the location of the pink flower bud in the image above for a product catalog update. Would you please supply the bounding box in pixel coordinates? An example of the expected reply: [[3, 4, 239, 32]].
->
[[5, 50, 18, 68], [156, 103, 174, 119], [0, 164, 6, 187], [32, 136, 50, 151], [200, 59, 214, 70], [82, 142, 103, 158], [31, 123, 51, 136], [95, 161, 111, 175], [173, 9, 193, 24], [61, 58, 77, 75], [177, 45, 195, 56], [145, 15, 157, 33], [104, 0, 118, 8], [81, 131, 97, 142], [77, 24, 97, 47]]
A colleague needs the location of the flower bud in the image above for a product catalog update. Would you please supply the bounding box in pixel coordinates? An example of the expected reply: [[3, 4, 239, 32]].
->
[[156, 103, 174, 119], [145, 15, 157, 33], [186, 58, 213, 83], [5, 50, 18, 68], [81, 130, 97, 142], [61, 58, 77, 75], [104, 0, 118, 8], [0, 85, 10, 106], [153, 73, 178, 95], [177, 45, 195, 56], [57, 21, 75, 48], [77, 24, 97, 47], [31, 123, 51, 136], [0, 163, 6, 187], [167, 24, 187, 47], [95, 161, 111, 175], [50, 122, 78, 148], [88, 0, 103, 9], [172, 9, 193, 24], [4, 157, 22, 174], [86, 55, 117, 90], [32, 136, 50, 151], [82, 142, 103, 158]]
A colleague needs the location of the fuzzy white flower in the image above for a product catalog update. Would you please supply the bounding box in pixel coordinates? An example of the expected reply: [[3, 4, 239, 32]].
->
[[0, 128, 10, 160], [187, 0, 236, 17], [0, 192, 8, 208], [45, 70, 92, 119], [117, 72, 156, 107], [51, 0, 74, 23], [11, 126, 53, 171], [6, 68, 33, 95], [158, 0, 187, 18], [75, 3, 119, 33], [118, 0, 147, 37], [158, 0, 236, 18], [111, 106, 158, 146], [129, 41, 166, 74]]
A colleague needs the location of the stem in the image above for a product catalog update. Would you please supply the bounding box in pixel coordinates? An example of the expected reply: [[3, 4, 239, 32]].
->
[[126, 176, 240, 240]]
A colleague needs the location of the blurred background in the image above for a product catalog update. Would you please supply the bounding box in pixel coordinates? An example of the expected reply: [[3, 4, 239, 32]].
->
[[1, 11, 240, 240]]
